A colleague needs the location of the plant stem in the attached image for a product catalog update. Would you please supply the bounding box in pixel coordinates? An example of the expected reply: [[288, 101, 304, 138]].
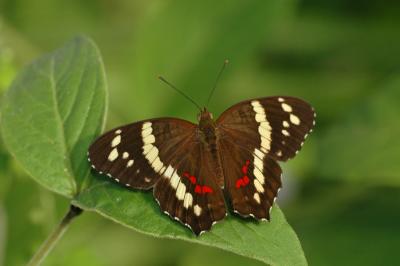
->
[[27, 205, 83, 266]]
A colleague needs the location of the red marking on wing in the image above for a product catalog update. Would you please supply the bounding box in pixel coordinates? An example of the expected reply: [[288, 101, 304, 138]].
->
[[184, 171, 213, 194], [236, 160, 251, 188], [202, 186, 213, 193], [242, 160, 250, 174], [183, 172, 197, 184], [195, 185, 202, 194]]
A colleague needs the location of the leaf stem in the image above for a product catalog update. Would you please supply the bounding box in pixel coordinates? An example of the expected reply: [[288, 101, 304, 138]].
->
[[27, 205, 83, 266]]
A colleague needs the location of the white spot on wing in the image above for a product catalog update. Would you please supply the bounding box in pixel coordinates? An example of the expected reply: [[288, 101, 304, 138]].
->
[[253, 154, 264, 169], [115, 129, 122, 134], [111, 135, 121, 147], [252, 101, 272, 153], [258, 126, 270, 139], [283, 121, 290, 128], [281, 103, 292, 113], [151, 157, 164, 173], [127, 159, 134, 167], [251, 101, 263, 108], [254, 179, 264, 193], [141, 126, 152, 137], [122, 152, 129, 159], [142, 144, 153, 155], [164, 165, 174, 179], [183, 193, 193, 209], [290, 114, 301, 125], [143, 135, 155, 144], [160, 166, 166, 173], [254, 148, 264, 159], [145, 147, 159, 162], [261, 136, 271, 151], [282, 129, 290, 136], [194, 205, 202, 216], [170, 172, 180, 189], [142, 122, 152, 129], [108, 148, 118, 161], [176, 182, 186, 200], [278, 97, 285, 102], [260, 121, 271, 131], [255, 113, 266, 122], [254, 193, 261, 204], [253, 167, 264, 185]]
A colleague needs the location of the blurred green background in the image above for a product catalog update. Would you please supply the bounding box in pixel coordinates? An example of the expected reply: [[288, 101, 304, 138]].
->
[[1, 0, 400, 265]]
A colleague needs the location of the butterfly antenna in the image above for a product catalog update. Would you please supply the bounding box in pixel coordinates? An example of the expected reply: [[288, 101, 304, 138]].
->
[[158, 76, 202, 111], [206, 59, 229, 107]]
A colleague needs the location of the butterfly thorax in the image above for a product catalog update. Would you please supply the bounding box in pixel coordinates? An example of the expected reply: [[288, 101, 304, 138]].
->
[[197, 108, 225, 187], [198, 108, 216, 144]]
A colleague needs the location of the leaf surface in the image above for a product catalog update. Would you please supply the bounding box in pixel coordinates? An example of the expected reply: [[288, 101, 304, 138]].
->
[[1, 36, 107, 197], [74, 178, 307, 266]]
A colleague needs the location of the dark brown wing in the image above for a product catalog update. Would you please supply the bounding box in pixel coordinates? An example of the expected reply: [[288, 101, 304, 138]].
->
[[88, 118, 226, 235], [217, 96, 315, 161], [216, 96, 315, 218], [88, 118, 195, 189], [153, 140, 226, 235], [218, 136, 282, 219]]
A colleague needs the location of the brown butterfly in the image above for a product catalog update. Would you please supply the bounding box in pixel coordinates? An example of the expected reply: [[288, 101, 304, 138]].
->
[[88, 61, 315, 235]]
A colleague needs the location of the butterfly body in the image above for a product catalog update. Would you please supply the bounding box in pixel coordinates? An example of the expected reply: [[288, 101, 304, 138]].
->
[[88, 96, 315, 235], [196, 109, 225, 187]]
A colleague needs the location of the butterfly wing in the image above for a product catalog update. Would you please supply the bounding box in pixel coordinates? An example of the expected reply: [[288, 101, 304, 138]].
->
[[217, 96, 315, 161], [88, 118, 195, 189], [216, 96, 315, 218], [218, 137, 282, 219], [88, 118, 226, 234], [153, 140, 226, 235]]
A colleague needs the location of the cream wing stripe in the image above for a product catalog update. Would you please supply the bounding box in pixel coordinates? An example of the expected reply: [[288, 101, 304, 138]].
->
[[251, 101, 271, 153], [141, 122, 165, 174]]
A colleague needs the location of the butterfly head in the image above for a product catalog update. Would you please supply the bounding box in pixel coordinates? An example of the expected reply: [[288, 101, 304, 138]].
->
[[198, 108, 214, 127]]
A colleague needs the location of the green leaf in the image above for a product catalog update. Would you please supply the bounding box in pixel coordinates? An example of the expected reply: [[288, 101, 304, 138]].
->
[[73, 178, 307, 266], [1, 36, 306, 265], [1, 36, 107, 197]]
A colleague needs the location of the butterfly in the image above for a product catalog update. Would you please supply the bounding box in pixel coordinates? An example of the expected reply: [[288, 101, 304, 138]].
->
[[88, 65, 315, 235]]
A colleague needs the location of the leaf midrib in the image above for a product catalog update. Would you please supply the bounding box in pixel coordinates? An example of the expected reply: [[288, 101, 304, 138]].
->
[[49, 58, 77, 194]]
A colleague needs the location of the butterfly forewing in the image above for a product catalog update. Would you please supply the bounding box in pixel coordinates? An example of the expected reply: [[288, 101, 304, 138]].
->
[[217, 96, 315, 161], [88, 118, 226, 235], [88, 118, 194, 189]]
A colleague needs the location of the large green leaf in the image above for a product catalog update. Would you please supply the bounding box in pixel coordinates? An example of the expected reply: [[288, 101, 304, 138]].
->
[[73, 178, 307, 266], [1, 36, 307, 265], [1, 36, 107, 197]]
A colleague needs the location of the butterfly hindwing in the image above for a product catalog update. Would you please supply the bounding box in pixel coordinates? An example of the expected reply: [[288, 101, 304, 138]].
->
[[153, 142, 226, 235], [217, 96, 315, 161], [218, 137, 282, 219]]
